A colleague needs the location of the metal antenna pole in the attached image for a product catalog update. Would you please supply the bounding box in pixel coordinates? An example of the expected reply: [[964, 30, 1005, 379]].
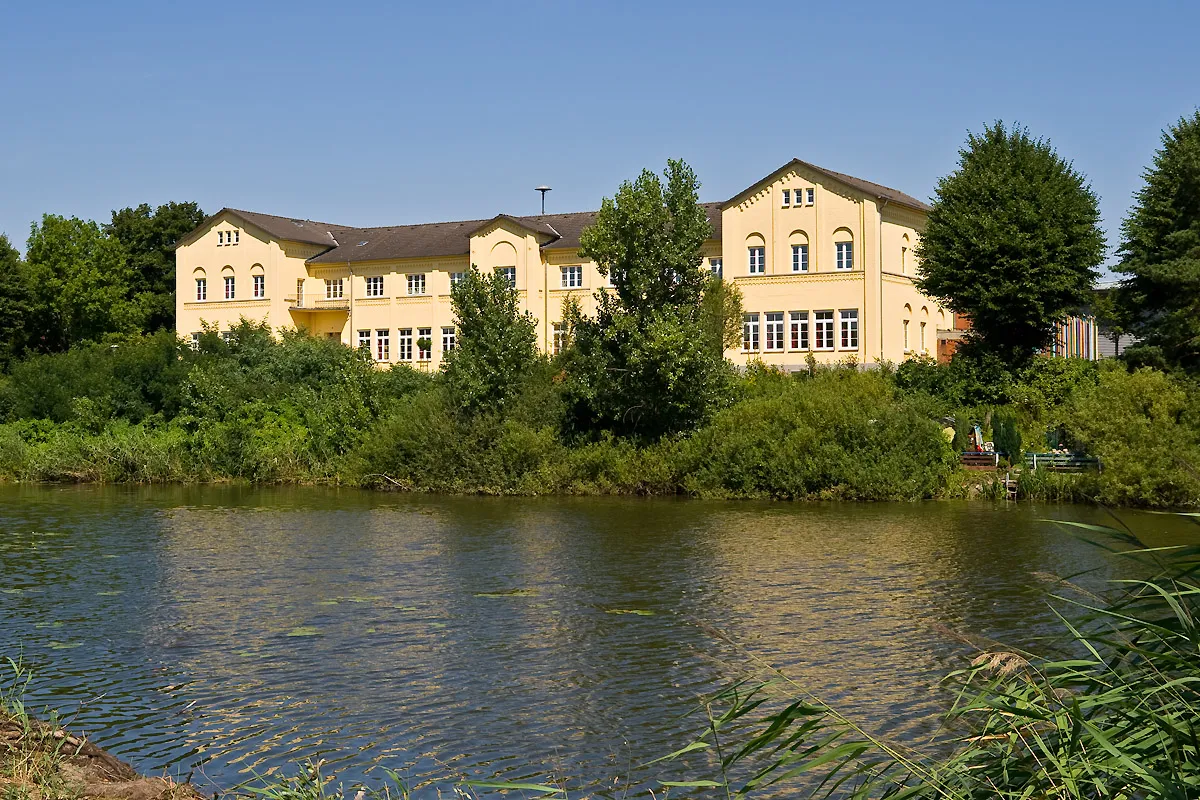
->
[[536, 186, 552, 215]]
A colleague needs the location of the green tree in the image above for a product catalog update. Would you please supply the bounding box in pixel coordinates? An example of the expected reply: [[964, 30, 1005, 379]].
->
[[1115, 111, 1200, 372], [441, 266, 539, 414], [699, 275, 744, 355], [0, 234, 34, 367], [24, 215, 140, 351], [105, 201, 205, 333], [916, 122, 1105, 368], [564, 159, 731, 439]]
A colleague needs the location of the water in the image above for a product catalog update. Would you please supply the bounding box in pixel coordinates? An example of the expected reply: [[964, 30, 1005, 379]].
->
[[1, 486, 1194, 795]]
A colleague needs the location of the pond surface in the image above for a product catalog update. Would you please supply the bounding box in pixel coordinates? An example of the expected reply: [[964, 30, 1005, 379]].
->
[[1, 487, 1194, 796]]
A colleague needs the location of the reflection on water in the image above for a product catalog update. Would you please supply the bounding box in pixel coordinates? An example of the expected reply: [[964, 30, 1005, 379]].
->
[[1, 486, 1192, 795]]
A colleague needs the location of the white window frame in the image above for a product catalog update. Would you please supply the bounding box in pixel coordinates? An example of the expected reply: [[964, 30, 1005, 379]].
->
[[552, 322, 567, 355], [217, 231, 224, 246], [358, 329, 371, 351], [836, 241, 854, 271], [189, 332, 200, 350], [224, 276, 235, 300], [366, 276, 384, 297], [195, 278, 206, 301], [417, 328, 432, 361], [296, 279, 305, 307], [252, 274, 265, 298], [325, 278, 344, 300], [748, 247, 766, 275], [375, 329, 390, 362], [709, 257, 723, 278], [790, 311, 809, 350], [764, 312, 784, 351], [498, 267, 516, 287], [806, 188, 815, 205], [398, 328, 413, 361], [407, 273, 426, 296], [233, 230, 239, 245], [449, 272, 465, 288], [781, 189, 791, 207], [742, 313, 760, 352], [920, 321, 927, 352], [840, 309, 859, 350], [791, 244, 808, 273], [903, 319, 910, 352], [561, 264, 582, 288], [814, 311, 835, 351], [442, 326, 456, 353]]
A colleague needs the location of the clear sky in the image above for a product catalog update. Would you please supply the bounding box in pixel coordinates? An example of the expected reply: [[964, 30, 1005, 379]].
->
[[2, 1, 1197, 270]]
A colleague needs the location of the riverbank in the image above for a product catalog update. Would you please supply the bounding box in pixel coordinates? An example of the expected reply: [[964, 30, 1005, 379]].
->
[[0, 712, 202, 800]]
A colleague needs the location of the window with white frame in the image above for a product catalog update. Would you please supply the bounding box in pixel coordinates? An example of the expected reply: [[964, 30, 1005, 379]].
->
[[498, 267, 516, 287], [189, 332, 200, 351], [326, 278, 344, 299], [358, 329, 371, 351], [742, 313, 760, 352], [552, 323, 567, 355], [195, 278, 207, 301], [835, 241, 854, 271], [814, 311, 835, 350], [224, 276, 235, 299], [442, 326, 456, 353], [903, 319, 910, 351], [217, 231, 224, 246], [709, 257, 723, 278], [790, 311, 809, 350], [561, 264, 582, 288], [920, 321, 927, 352], [764, 312, 784, 351], [253, 275, 265, 298], [782, 189, 791, 207], [296, 279, 305, 306], [806, 188, 815, 205], [375, 329, 390, 362], [450, 272, 465, 288], [217, 230, 239, 246], [840, 309, 859, 349], [220, 331, 234, 343], [791, 244, 808, 273], [398, 328, 413, 361], [748, 247, 766, 274], [407, 273, 426, 295], [417, 328, 432, 360], [366, 276, 384, 297]]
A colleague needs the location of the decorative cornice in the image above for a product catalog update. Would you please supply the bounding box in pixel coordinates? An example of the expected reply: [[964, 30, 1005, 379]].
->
[[182, 299, 270, 310], [733, 271, 862, 286]]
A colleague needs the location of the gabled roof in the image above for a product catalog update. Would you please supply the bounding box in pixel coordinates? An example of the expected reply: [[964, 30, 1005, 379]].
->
[[468, 214, 561, 239], [174, 207, 347, 250], [722, 159, 931, 212]]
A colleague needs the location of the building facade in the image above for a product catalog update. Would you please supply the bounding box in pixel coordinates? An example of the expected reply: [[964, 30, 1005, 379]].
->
[[175, 159, 951, 369]]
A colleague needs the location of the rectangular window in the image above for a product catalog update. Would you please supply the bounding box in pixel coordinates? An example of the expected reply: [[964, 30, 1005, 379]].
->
[[358, 329, 371, 351], [195, 278, 207, 301], [552, 322, 567, 355], [296, 279, 305, 307], [398, 328, 413, 361], [224, 276, 235, 299], [417, 328, 431, 361], [450, 272, 465, 288], [791, 244, 808, 273], [366, 276, 384, 297], [709, 257, 723, 278], [220, 331, 233, 343], [253, 275, 265, 298], [782, 189, 791, 207], [561, 264, 582, 288], [442, 326, 456, 353], [189, 332, 200, 351], [408, 273, 426, 295], [375, 329, 390, 362], [840, 309, 859, 349], [790, 311, 809, 350], [748, 247, 766, 274], [742, 313, 760, 352], [217, 231, 224, 246], [920, 321, 927, 352], [836, 241, 854, 271], [814, 311, 835, 350], [499, 267, 516, 287], [325, 278, 344, 299], [903, 319, 910, 351], [806, 188, 815, 205], [233, 230, 239, 245], [765, 312, 784, 351]]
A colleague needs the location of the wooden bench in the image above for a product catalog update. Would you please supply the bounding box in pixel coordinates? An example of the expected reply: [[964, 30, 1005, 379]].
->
[[1024, 452, 1102, 473], [960, 452, 1000, 470]]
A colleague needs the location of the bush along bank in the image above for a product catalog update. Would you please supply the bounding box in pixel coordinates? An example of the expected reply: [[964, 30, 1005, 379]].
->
[[0, 325, 1198, 507]]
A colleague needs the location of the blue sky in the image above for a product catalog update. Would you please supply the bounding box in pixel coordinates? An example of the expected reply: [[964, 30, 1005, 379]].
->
[[2, 1, 1197, 270]]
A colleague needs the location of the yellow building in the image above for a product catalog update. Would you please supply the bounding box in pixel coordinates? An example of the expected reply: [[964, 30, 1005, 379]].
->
[[175, 159, 950, 369]]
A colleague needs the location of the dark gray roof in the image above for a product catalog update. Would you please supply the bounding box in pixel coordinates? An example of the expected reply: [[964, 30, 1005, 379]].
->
[[723, 159, 931, 212]]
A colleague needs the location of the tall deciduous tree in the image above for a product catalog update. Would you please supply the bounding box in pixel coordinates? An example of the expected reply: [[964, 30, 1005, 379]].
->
[[699, 275, 745, 355], [916, 122, 1105, 368], [105, 201, 205, 332], [1115, 111, 1200, 372], [442, 266, 539, 414], [0, 234, 34, 367], [564, 159, 732, 439], [25, 215, 140, 351]]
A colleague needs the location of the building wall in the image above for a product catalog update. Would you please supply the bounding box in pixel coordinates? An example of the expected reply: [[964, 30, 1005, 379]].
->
[[176, 170, 952, 371]]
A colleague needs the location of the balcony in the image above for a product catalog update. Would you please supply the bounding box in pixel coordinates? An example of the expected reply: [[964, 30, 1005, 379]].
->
[[288, 296, 349, 312]]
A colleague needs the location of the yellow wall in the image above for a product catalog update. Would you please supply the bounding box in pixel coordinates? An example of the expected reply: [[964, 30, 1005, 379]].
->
[[176, 167, 950, 372]]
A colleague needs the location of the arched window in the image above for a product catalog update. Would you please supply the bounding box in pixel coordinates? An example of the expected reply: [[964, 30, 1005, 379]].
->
[[901, 233, 910, 274], [788, 230, 809, 273], [746, 233, 766, 274], [833, 228, 854, 271], [193, 268, 207, 301], [250, 264, 265, 299], [491, 241, 518, 287]]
